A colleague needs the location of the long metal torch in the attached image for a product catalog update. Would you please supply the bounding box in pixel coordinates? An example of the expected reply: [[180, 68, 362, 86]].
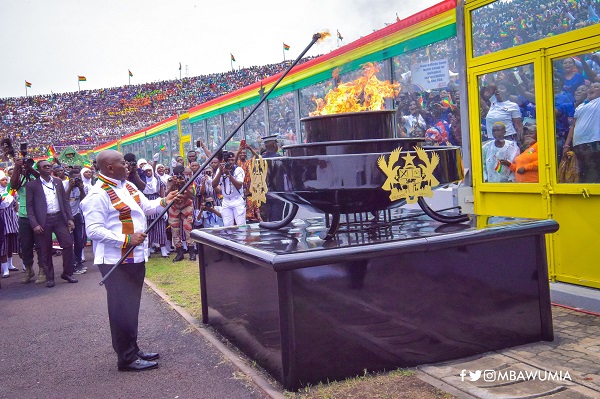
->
[[99, 32, 324, 285]]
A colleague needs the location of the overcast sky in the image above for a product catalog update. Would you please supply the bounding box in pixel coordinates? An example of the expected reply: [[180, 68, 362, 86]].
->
[[0, 0, 441, 99]]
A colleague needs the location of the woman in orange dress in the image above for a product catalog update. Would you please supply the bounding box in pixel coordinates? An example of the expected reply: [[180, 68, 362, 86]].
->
[[499, 124, 538, 183]]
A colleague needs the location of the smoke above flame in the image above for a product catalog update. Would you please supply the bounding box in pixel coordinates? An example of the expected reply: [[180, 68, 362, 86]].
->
[[310, 62, 400, 116]]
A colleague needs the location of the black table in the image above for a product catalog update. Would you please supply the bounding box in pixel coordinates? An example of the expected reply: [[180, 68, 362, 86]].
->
[[191, 211, 559, 391]]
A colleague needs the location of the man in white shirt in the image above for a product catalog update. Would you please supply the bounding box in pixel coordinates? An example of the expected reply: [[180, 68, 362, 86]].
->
[[212, 151, 245, 227], [80, 150, 179, 372]]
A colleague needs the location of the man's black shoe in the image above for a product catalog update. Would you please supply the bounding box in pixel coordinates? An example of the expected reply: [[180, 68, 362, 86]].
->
[[60, 274, 78, 283], [118, 359, 158, 372], [46, 280, 55, 288], [137, 351, 160, 361], [172, 247, 185, 262]]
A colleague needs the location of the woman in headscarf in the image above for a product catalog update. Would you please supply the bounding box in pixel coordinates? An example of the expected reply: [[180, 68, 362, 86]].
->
[[80, 167, 94, 194], [155, 164, 170, 186], [0, 170, 20, 277], [142, 164, 169, 258]]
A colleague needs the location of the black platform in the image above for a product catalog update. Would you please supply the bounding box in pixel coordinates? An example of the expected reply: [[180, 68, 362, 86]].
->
[[191, 211, 559, 391]]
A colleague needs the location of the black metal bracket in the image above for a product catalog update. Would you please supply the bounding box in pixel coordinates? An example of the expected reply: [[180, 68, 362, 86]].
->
[[259, 203, 299, 230], [417, 197, 470, 224]]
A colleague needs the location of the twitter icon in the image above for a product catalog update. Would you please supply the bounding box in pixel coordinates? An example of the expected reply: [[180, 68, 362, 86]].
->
[[469, 370, 482, 381]]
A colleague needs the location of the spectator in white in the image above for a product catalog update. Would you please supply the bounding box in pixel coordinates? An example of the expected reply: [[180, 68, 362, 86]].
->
[[64, 169, 87, 274], [80, 167, 94, 194], [563, 82, 600, 183], [0, 171, 19, 277], [398, 100, 427, 138], [484, 82, 524, 144], [482, 122, 520, 182], [143, 157, 169, 258], [212, 151, 245, 227]]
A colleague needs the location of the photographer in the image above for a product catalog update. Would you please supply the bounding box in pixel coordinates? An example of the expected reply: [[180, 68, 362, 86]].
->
[[124, 153, 146, 191], [64, 169, 87, 274], [212, 151, 245, 227], [167, 165, 195, 262], [10, 149, 45, 284], [197, 196, 223, 228]]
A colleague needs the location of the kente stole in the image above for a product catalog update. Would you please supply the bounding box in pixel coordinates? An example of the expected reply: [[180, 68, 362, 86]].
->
[[99, 176, 141, 264]]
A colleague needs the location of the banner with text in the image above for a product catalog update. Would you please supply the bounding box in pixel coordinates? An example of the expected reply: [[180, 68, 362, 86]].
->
[[410, 59, 449, 91]]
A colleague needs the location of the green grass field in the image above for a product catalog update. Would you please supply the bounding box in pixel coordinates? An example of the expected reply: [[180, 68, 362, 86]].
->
[[145, 254, 202, 320]]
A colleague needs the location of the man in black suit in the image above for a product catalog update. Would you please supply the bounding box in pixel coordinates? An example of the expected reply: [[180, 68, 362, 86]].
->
[[26, 159, 78, 288]]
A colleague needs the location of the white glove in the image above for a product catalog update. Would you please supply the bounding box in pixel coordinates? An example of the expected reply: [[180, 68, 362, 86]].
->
[[153, 153, 159, 162]]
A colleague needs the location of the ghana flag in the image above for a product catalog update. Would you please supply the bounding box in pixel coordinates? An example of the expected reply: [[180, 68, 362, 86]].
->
[[25, 80, 32, 88], [230, 53, 236, 62], [47, 144, 57, 158], [283, 43, 290, 50], [78, 75, 86, 82]]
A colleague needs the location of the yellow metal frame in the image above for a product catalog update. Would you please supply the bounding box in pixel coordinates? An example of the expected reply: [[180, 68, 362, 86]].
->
[[464, 0, 600, 288]]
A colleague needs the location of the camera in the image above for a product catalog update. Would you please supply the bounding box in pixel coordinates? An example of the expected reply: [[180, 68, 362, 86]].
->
[[72, 177, 82, 185], [204, 201, 213, 208], [224, 162, 235, 172], [20, 143, 35, 168]]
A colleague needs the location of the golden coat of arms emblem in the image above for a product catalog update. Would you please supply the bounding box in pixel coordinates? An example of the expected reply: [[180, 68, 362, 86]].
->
[[377, 146, 440, 204], [249, 156, 269, 206]]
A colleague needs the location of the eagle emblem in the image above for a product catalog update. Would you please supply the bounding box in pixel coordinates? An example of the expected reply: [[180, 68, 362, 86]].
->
[[377, 146, 440, 204], [249, 156, 269, 206]]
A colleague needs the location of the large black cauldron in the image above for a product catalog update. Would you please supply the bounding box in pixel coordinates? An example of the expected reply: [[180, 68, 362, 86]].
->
[[260, 110, 467, 236]]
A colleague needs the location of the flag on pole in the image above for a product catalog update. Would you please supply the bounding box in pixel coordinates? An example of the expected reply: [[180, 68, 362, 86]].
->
[[230, 53, 236, 62], [25, 80, 32, 88], [337, 30, 343, 41], [78, 76, 86, 81], [179, 62, 182, 71], [283, 43, 290, 51], [128, 70, 133, 77], [396, 13, 400, 22], [47, 144, 57, 158], [158, 144, 166, 151]]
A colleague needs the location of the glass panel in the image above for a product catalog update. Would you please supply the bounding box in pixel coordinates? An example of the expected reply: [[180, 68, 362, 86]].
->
[[183, 140, 192, 157], [170, 130, 181, 165], [164, 133, 172, 170], [555, 50, 600, 183], [243, 102, 267, 150], [478, 63, 537, 183], [131, 142, 139, 159], [191, 120, 207, 150], [180, 117, 191, 137], [299, 79, 333, 142], [471, 0, 600, 58], [223, 109, 243, 152], [392, 37, 461, 145], [206, 116, 223, 152], [145, 136, 152, 161], [268, 92, 297, 147]]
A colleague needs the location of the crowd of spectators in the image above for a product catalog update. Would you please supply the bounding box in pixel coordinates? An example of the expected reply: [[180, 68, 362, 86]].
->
[[472, 0, 599, 57], [1, 59, 313, 159]]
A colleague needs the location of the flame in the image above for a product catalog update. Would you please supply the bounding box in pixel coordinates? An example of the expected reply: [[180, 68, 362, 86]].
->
[[310, 62, 400, 116], [315, 31, 331, 42]]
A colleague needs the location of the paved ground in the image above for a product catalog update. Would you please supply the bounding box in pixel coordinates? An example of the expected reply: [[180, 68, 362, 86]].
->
[[0, 248, 267, 399], [2, 247, 600, 399], [419, 305, 600, 399]]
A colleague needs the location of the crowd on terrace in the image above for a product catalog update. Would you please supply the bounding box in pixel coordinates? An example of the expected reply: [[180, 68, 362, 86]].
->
[[0, 61, 300, 158]]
